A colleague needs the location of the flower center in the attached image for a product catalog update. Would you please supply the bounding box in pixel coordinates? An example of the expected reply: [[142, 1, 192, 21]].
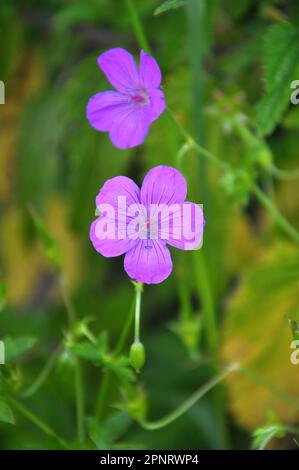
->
[[140, 216, 158, 246], [131, 89, 149, 108]]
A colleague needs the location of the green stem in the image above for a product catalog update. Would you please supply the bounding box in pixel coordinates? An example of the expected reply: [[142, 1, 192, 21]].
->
[[59, 274, 76, 326], [134, 283, 143, 343], [167, 107, 229, 170], [114, 297, 136, 356], [58, 274, 85, 443], [168, 108, 299, 246], [186, 0, 207, 196], [22, 342, 62, 398], [251, 183, 299, 244], [234, 118, 259, 148], [74, 359, 85, 443], [125, 0, 151, 52], [271, 165, 299, 181], [193, 251, 218, 351], [95, 294, 136, 419], [139, 362, 239, 430], [9, 398, 70, 449], [95, 369, 111, 420]]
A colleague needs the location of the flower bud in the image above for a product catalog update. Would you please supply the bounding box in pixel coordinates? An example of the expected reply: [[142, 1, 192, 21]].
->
[[129, 341, 145, 373]]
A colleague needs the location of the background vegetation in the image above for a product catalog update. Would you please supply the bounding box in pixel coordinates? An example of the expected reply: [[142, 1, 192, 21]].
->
[[1, 0, 299, 450]]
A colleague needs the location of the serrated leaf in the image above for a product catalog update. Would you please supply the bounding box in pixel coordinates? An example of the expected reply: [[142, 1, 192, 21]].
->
[[0, 401, 15, 424], [256, 24, 299, 135], [4, 337, 36, 362], [154, 0, 185, 16]]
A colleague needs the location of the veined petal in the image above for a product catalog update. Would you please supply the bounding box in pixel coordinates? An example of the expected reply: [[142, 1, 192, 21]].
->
[[98, 48, 139, 93], [141, 165, 187, 207], [124, 239, 172, 284], [90, 218, 135, 257], [96, 175, 141, 218], [148, 89, 166, 122], [139, 50, 162, 90], [109, 106, 151, 149], [158, 202, 205, 250], [91, 176, 141, 257], [86, 91, 130, 132]]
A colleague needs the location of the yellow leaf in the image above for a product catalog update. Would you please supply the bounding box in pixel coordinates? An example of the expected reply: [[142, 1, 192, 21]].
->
[[221, 242, 299, 429]]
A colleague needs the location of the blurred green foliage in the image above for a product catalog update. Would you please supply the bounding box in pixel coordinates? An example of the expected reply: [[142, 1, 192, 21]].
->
[[1, 0, 299, 450]]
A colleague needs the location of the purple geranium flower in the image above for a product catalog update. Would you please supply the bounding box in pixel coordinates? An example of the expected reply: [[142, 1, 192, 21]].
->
[[90, 166, 205, 284], [86, 48, 166, 149]]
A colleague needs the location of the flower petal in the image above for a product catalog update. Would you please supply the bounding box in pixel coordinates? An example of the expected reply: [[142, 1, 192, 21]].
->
[[86, 91, 130, 132], [157, 202, 205, 250], [109, 106, 151, 149], [90, 218, 135, 257], [90, 176, 141, 257], [139, 50, 162, 89], [124, 239, 172, 284], [141, 165, 187, 207], [98, 48, 139, 93], [96, 175, 141, 217], [148, 89, 166, 122]]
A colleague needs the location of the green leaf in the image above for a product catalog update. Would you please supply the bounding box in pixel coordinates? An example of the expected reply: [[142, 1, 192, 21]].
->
[[4, 337, 36, 362], [0, 401, 15, 424], [252, 424, 285, 450], [154, 0, 186, 16], [252, 411, 286, 449], [107, 356, 135, 382], [0, 281, 7, 312], [71, 341, 103, 365], [28, 207, 62, 269], [256, 24, 299, 136], [221, 243, 299, 429], [71, 332, 108, 365]]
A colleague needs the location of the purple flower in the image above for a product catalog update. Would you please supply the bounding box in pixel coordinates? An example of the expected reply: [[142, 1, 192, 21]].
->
[[86, 48, 166, 149], [90, 166, 205, 284]]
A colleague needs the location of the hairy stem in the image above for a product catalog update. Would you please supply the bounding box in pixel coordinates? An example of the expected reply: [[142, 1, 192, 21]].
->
[[9, 398, 70, 449], [134, 283, 143, 343], [22, 342, 62, 398], [251, 183, 299, 244], [139, 362, 239, 430], [168, 108, 299, 246]]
